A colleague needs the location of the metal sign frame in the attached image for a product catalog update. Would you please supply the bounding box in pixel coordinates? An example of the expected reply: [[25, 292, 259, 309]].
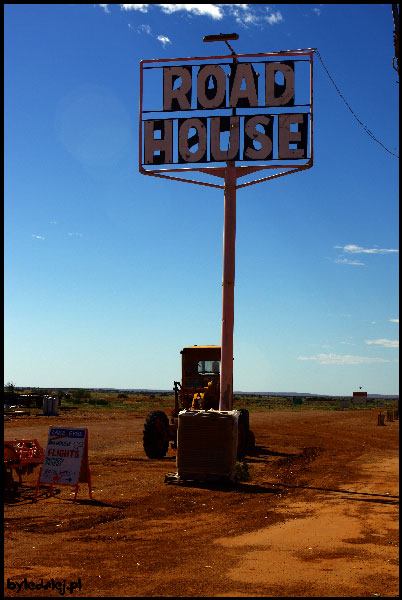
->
[[139, 48, 314, 190]]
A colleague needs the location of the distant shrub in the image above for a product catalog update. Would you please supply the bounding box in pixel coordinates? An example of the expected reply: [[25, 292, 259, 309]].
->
[[71, 389, 91, 401], [87, 398, 109, 406], [117, 393, 128, 398]]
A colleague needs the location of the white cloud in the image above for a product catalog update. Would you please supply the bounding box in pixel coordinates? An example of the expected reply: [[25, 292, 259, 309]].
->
[[334, 244, 399, 255], [312, 7, 321, 16], [121, 4, 150, 12], [129, 23, 170, 45], [98, 4, 277, 29], [227, 5, 260, 26], [333, 243, 398, 266], [333, 258, 365, 266], [265, 10, 283, 25], [159, 4, 223, 19], [157, 35, 171, 46], [297, 353, 391, 365], [365, 339, 399, 348], [156, 4, 273, 28], [32, 234, 45, 240], [67, 232, 83, 238], [389, 318, 399, 323], [136, 23, 152, 34]]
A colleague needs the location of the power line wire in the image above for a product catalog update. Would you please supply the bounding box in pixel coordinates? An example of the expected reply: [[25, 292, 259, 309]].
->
[[314, 49, 399, 159]]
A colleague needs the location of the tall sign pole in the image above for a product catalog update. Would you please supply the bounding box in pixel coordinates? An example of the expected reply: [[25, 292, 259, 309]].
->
[[220, 159, 237, 411], [205, 35, 240, 412]]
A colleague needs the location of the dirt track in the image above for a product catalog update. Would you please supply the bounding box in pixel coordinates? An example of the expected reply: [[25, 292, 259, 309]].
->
[[4, 408, 399, 597]]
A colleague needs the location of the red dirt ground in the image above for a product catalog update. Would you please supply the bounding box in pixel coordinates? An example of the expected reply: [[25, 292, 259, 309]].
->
[[4, 408, 399, 597]]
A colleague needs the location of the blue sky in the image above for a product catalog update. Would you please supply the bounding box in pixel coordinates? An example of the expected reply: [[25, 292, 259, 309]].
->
[[4, 4, 399, 395]]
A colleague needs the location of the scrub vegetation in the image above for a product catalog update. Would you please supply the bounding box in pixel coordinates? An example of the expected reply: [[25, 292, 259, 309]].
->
[[7, 388, 398, 415]]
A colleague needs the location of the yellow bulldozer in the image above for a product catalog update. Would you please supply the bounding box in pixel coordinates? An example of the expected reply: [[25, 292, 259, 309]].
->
[[142, 345, 255, 460]]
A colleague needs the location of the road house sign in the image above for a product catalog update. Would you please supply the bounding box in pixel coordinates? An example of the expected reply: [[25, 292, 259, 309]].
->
[[139, 49, 313, 185], [139, 43, 314, 412]]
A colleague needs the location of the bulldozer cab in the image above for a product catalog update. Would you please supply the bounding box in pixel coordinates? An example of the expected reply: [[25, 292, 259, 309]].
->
[[181, 345, 220, 390], [172, 345, 221, 413]]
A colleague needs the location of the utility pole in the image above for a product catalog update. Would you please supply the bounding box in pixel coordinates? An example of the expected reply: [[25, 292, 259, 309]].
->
[[392, 4, 399, 76]]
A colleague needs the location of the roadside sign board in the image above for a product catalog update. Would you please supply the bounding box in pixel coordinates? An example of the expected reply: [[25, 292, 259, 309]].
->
[[35, 427, 92, 501]]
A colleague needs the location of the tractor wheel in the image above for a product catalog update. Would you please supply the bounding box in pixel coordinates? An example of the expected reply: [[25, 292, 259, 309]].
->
[[143, 411, 170, 459], [237, 409, 250, 460]]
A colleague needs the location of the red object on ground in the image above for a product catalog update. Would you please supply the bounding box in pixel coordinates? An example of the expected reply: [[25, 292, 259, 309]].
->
[[4, 439, 45, 484]]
